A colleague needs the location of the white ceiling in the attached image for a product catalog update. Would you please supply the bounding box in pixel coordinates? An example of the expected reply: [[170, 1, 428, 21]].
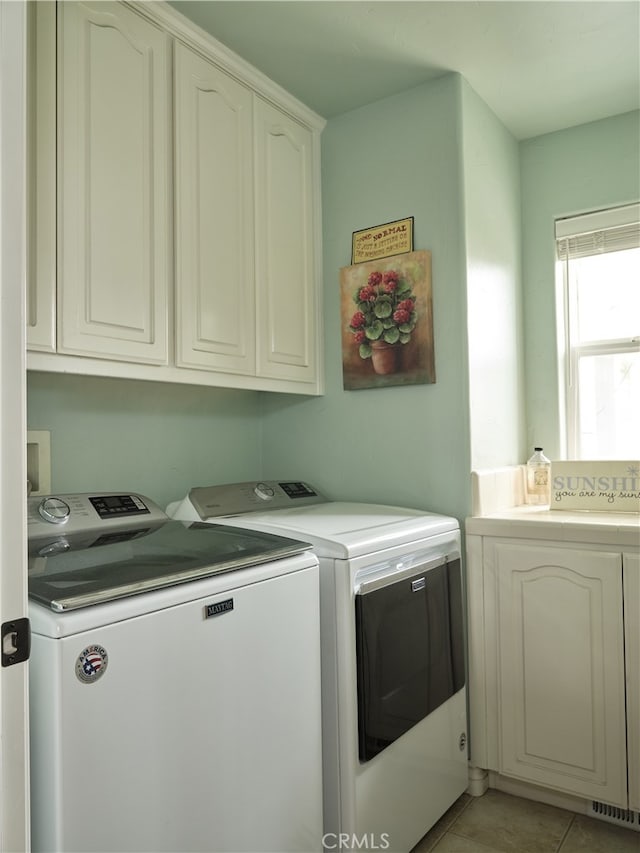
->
[[169, 0, 640, 140]]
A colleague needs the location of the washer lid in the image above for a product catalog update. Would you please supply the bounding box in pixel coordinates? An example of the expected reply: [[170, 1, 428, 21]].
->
[[207, 502, 460, 560], [28, 520, 312, 612]]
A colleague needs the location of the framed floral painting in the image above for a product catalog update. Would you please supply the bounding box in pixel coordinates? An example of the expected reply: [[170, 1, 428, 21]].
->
[[340, 250, 435, 390]]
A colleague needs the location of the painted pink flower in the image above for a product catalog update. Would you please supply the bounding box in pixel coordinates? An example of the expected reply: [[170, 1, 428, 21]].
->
[[393, 309, 410, 324], [358, 286, 376, 302], [383, 280, 398, 294], [382, 270, 399, 285], [398, 298, 414, 312], [354, 330, 366, 344], [351, 311, 366, 328], [367, 271, 383, 287]]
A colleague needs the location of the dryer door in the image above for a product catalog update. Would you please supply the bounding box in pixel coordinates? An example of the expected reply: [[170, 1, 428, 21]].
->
[[355, 557, 464, 761]]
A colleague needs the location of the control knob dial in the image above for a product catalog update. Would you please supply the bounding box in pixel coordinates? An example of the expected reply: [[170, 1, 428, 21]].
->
[[254, 482, 275, 501], [38, 497, 71, 524]]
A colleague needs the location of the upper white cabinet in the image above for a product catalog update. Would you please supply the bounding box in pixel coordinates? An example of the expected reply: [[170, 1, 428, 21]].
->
[[26, 1, 56, 352], [27, 1, 325, 394], [58, 1, 171, 363], [174, 42, 255, 375], [254, 98, 317, 384]]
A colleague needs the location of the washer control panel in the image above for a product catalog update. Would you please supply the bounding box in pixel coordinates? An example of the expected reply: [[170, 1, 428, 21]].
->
[[188, 481, 325, 518], [88, 494, 150, 519], [28, 492, 167, 539]]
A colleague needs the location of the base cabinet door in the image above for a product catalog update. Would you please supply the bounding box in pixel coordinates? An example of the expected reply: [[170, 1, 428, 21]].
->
[[494, 542, 627, 806], [624, 552, 640, 812], [57, 1, 170, 363], [174, 42, 255, 375], [254, 97, 318, 385]]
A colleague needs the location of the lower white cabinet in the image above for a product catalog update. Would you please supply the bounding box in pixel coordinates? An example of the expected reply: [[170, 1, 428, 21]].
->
[[625, 552, 640, 812], [495, 542, 626, 804], [467, 518, 639, 811]]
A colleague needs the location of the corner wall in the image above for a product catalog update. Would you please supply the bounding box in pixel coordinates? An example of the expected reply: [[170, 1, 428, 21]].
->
[[262, 72, 527, 519], [261, 74, 472, 519], [460, 79, 525, 470]]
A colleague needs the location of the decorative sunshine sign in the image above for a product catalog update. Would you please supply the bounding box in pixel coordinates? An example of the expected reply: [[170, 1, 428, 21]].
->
[[551, 460, 640, 512]]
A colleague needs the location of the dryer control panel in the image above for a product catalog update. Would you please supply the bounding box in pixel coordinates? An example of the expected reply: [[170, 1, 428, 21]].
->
[[188, 481, 326, 518]]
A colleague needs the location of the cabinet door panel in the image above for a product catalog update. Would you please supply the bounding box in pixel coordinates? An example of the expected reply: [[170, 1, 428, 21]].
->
[[254, 99, 317, 383], [27, 1, 56, 352], [58, 2, 170, 363], [496, 543, 626, 805], [174, 44, 254, 373], [624, 552, 640, 812]]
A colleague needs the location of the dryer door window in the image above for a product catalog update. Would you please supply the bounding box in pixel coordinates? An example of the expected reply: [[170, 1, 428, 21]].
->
[[355, 557, 464, 762]]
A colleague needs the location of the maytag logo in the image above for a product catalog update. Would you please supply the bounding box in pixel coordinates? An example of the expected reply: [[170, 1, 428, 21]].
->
[[205, 598, 234, 619]]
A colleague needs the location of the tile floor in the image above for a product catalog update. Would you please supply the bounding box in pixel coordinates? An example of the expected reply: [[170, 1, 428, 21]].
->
[[411, 790, 640, 853]]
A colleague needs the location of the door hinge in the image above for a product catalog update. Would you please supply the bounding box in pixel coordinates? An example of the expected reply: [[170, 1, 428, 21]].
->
[[1, 618, 31, 667]]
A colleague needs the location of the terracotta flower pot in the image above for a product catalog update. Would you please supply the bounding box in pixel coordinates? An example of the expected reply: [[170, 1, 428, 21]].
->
[[370, 340, 399, 375]]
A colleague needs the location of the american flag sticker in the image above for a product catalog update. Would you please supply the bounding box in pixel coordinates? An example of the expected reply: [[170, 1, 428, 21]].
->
[[76, 644, 108, 684]]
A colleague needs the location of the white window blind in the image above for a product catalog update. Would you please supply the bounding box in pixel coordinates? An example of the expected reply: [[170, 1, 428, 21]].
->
[[556, 203, 640, 259]]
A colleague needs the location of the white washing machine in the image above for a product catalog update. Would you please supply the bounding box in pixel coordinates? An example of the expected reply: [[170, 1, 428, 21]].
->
[[168, 481, 468, 853], [28, 491, 323, 853]]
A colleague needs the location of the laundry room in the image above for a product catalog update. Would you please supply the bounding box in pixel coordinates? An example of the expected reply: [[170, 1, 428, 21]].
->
[[22, 4, 638, 520], [2, 1, 639, 852], [22, 0, 640, 511]]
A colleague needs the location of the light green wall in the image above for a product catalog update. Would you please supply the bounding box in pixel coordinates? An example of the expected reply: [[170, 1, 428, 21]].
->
[[520, 110, 640, 459], [28, 81, 635, 516], [460, 79, 525, 470], [261, 73, 526, 520], [25, 72, 524, 523], [27, 372, 262, 507], [260, 74, 472, 519]]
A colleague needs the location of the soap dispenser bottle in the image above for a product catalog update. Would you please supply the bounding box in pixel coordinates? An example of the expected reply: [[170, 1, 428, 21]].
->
[[526, 447, 551, 506]]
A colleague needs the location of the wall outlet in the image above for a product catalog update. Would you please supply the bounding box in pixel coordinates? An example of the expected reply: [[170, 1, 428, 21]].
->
[[27, 430, 51, 496]]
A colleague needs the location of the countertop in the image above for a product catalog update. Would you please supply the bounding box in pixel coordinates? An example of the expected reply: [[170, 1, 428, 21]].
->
[[465, 505, 640, 548]]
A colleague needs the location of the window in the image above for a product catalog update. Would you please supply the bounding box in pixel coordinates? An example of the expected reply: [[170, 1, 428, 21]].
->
[[556, 204, 640, 460]]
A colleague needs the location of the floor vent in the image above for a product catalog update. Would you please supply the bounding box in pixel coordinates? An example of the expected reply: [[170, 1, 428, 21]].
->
[[588, 801, 640, 832]]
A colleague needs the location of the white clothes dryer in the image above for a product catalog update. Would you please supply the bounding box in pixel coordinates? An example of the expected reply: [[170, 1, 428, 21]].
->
[[168, 481, 468, 853]]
